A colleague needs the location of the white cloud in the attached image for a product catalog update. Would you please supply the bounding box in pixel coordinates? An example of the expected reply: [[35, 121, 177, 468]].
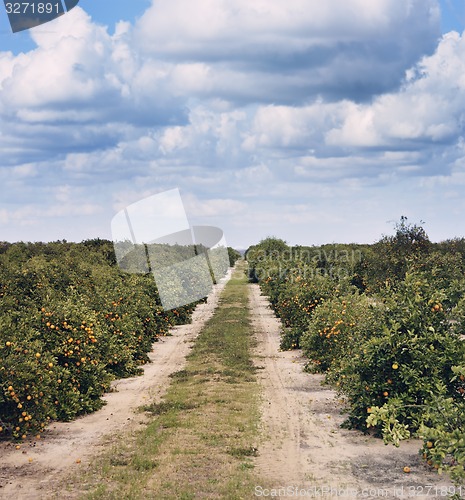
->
[[327, 31, 465, 148], [1, 10, 113, 109], [159, 127, 188, 154], [243, 101, 347, 151], [183, 194, 246, 217], [135, 0, 440, 103], [0, 2, 446, 168]]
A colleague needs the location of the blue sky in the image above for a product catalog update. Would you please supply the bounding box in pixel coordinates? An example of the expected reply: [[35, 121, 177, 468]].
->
[[441, 0, 465, 32], [1, 1, 465, 248]]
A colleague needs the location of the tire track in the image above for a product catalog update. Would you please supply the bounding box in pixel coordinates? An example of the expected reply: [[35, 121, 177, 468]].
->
[[250, 283, 303, 483]]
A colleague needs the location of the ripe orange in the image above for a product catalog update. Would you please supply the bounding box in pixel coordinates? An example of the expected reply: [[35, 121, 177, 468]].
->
[[403, 466, 411, 473], [392, 363, 399, 370], [426, 441, 433, 448]]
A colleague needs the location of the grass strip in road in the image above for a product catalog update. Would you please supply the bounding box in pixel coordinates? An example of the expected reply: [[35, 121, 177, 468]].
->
[[76, 263, 261, 499]]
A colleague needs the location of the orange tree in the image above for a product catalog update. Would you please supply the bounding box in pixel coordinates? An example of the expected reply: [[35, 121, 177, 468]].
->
[[301, 292, 385, 373], [331, 274, 464, 431], [247, 238, 355, 349], [355, 216, 431, 293], [0, 240, 205, 439]]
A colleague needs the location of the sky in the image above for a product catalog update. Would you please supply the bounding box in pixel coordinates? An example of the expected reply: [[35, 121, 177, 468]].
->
[[0, 1, 465, 249]]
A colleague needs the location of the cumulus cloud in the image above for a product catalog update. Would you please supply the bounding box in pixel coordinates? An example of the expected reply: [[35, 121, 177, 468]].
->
[[0, 8, 187, 161], [0, 1, 444, 170], [326, 31, 465, 151], [135, 0, 440, 103], [238, 29, 465, 182]]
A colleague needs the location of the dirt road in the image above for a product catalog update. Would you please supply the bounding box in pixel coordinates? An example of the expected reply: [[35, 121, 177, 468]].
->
[[250, 283, 456, 499]]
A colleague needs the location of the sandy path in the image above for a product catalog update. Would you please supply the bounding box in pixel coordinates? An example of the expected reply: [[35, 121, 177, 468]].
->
[[250, 283, 456, 499], [0, 271, 230, 500]]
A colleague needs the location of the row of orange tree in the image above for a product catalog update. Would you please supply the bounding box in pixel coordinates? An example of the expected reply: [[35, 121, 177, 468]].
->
[[247, 220, 465, 490], [0, 239, 241, 440]]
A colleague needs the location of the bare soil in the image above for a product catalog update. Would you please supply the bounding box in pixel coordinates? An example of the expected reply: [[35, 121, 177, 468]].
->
[[250, 283, 457, 499]]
